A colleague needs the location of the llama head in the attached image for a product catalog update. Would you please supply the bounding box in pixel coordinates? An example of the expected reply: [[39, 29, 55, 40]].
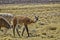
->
[[33, 15, 39, 23]]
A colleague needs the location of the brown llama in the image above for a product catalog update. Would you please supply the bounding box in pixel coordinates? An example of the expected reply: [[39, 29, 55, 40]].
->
[[0, 16, 12, 34], [13, 15, 39, 37]]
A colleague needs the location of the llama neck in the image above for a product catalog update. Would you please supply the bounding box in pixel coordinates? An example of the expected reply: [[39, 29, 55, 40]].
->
[[32, 18, 38, 23], [34, 19, 38, 23]]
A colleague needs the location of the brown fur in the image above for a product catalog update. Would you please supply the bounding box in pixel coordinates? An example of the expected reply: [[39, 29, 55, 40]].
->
[[13, 15, 38, 37]]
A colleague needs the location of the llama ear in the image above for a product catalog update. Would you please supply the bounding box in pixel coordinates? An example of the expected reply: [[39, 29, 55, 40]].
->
[[35, 15, 39, 18], [35, 15, 39, 20]]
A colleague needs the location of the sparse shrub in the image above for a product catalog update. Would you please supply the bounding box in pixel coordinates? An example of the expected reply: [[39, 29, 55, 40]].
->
[[42, 32, 46, 35], [50, 35, 54, 38], [49, 27, 57, 30], [48, 35, 54, 38], [8, 38, 11, 40], [39, 22, 45, 25]]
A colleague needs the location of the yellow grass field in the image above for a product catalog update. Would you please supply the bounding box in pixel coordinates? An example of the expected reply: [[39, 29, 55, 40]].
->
[[0, 4, 60, 40]]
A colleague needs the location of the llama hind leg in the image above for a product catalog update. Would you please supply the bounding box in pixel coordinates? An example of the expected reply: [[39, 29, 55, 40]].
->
[[16, 27, 20, 37], [4, 28, 8, 35], [25, 25, 30, 37], [0, 27, 1, 31], [0, 27, 3, 32], [21, 27, 25, 36], [13, 26, 16, 37]]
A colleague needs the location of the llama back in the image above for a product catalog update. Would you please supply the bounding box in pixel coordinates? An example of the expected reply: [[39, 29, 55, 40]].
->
[[0, 16, 11, 29], [0, 13, 14, 24]]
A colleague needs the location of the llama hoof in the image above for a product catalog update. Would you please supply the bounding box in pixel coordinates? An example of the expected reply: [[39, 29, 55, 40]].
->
[[21, 34, 23, 36], [13, 36, 16, 38], [27, 35, 30, 37], [25, 35, 30, 38], [19, 36, 22, 38]]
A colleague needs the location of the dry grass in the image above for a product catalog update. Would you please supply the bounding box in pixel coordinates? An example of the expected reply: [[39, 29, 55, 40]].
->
[[0, 4, 60, 40]]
